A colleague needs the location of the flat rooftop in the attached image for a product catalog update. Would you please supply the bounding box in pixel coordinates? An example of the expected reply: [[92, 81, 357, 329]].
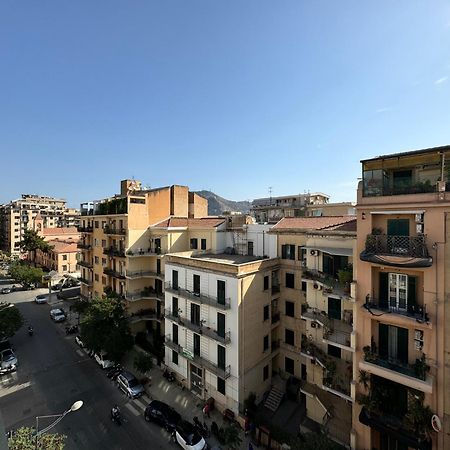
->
[[190, 253, 267, 265]]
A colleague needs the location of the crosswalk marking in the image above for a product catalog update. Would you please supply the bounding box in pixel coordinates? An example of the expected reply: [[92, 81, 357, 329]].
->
[[76, 349, 84, 357], [125, 402, 140, 416], [133, 398, 147, 411], [0, 371, 18, 386]]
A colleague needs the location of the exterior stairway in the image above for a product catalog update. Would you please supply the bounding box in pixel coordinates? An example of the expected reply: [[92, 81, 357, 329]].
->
[[264, 385, 285, 412]]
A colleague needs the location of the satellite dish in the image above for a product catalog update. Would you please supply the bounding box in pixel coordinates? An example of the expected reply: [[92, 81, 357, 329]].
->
[[431, 414, 442, 432]]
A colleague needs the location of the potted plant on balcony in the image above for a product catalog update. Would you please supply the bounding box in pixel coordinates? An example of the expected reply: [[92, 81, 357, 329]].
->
[[414, 354, 430, 381], [338, 264, 353, 294]]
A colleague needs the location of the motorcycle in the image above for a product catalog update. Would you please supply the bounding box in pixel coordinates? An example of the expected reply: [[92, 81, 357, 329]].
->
[[163, 368, 175, 382], [111, 406, 121, 426], [28, 326, 34, 336], [65, 324, 78, 335]]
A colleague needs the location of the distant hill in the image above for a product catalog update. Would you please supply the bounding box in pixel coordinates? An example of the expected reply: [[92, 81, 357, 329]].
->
[[195, 191, 251, 216]]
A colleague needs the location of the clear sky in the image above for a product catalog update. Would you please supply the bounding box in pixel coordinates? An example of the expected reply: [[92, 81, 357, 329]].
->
[[1, 1, 450, 207]]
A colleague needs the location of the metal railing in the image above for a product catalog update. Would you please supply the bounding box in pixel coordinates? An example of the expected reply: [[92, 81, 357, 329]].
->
[[125, 289, 164, 302], [77, 243, 92, 250], [364, 234, 429, 258], [364, 296, 429, 322], [104, 227, 126, 236], [126, 247, 165, 257], [164, 309, 231, 344], [126, 309, 162, 322], [77, 226, 93, 233], [78, 260, 93, 269], [103, 247, 126, 257], [103, 268, 126, 279], [125, 270, 164, 279], [79, 277, 92, 286], [165, 282, 231, 310]]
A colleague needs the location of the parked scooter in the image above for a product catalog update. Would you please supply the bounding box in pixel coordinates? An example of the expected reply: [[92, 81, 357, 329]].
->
[[28, 326, 33, 336], [65, 324, 79, 335], [106, 365, 123, 380], [111, 405, 121, 426], [163, 368, 175, 382], [193, 417, 210, 438]]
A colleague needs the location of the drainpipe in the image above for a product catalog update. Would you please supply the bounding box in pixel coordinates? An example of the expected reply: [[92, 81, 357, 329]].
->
[[440, 152, 445, 182]]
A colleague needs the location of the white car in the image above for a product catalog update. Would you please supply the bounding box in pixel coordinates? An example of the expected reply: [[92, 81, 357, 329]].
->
[[50, 308, 66, 322], [175, 420, 207, 450], [75, 335, 85, 348], [94, 352, 114, 369], [35, 294, 47, 304], [0, 349, 18, 370]]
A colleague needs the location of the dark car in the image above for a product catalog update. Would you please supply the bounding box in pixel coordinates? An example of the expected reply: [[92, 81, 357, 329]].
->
[[144, 400, 181, 431]]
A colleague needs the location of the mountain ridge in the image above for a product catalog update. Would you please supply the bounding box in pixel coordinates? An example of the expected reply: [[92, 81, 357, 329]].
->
[[195, 190, 251, 216]]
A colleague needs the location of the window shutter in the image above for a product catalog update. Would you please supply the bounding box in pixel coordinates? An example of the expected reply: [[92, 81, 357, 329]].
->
[[379, 272, 389, 308], [281, 245, 286, 259], [378, 323, 389, 358], [397, 327, 409, 364], [407, 276, 417, 313]]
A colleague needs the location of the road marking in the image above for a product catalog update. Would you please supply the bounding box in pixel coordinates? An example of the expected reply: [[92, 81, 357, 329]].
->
[[142, 394, 151, 404], [134, 398, 147, 411], [125, 402, 140, 416], [76, 349, 84, 357]]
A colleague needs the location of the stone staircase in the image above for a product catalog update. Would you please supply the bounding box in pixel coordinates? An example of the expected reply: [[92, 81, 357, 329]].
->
[[264, 385, 285, 412]]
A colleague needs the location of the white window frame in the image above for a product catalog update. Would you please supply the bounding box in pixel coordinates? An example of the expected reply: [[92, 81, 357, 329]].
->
[[388, 273, 408, 311]]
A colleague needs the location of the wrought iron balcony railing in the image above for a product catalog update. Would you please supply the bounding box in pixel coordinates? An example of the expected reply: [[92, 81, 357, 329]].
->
[[125, 289, 164, 302], [77, 243, 92, 250], [77, 226, 93, 233], [103, 268, 126, 279], [78, 260, 93, 269], [104, 227, 127, 236], [103, 247, 126, 257], [363, 296, 430, 323], [165, 282, 231, 310], [364, 234, 429, 259]]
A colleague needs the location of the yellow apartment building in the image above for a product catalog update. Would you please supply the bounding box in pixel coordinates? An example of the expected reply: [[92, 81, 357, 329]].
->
[[355, 146, 450, 450], [270, 216, 357, 448]]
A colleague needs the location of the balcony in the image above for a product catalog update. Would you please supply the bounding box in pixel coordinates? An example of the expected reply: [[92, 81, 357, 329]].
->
[[125, 270, 164, 280], [103, 246, 126, 258], [363, 296, 430, 324], [302, 269, 355, 300], [125, 288, 164, 302], [359, 350, 432, 393], [271, 339, 280, 352], [78, 260, 93, 269], [126, 247, 165, 257], [360, 234, 432, 268], [77, 243, 92, 250], [104, 226, 126, 236], [79, 277, 93, 286], [164, 309, 231, 344], [164, 336, 231, 379], [77, 226, 93, 233], [126, 309, 162, 324], [165, 282, 231, 310], [271, 285, 280, 295], [271, 312, 280, 325], [103, 268, 126, 279]]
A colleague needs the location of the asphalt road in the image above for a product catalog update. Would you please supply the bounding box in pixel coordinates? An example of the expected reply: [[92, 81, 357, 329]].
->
[[0, 283, 176, 449]]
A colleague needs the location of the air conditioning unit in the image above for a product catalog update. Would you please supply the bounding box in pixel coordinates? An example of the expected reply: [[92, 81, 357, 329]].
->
[[313, 283, 322, 290], [310, 249, 318, 256], [311, 322, 317, 328], [301, 260, 307, 268]]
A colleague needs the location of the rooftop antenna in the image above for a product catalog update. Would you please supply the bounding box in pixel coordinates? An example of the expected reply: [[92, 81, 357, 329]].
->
[[268, 186, 273, 204]]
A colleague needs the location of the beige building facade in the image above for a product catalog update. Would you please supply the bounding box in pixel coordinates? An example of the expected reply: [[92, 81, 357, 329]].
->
[[354, 146, 450, 450]]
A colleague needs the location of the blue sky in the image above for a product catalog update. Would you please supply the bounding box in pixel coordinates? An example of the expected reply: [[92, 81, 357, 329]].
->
[[1, 1, 450, 207]]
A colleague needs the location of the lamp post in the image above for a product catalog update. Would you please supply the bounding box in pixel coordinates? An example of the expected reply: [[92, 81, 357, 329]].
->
[[35, 400, 83, 449]]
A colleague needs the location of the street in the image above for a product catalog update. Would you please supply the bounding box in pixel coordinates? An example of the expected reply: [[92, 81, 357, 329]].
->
[[0, 284, 175, 449]]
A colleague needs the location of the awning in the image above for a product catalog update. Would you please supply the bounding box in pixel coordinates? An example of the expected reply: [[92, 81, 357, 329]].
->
[[303, 246, 352, 257]]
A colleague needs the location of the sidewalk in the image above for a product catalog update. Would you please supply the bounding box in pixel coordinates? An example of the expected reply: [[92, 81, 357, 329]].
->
[[123, 349, 258, 450]]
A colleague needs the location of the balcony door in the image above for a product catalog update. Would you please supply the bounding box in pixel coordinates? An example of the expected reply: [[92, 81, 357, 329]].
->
[[328, 297, 341, 320], [191, 303, 200, 326], [379, 324, 408, 365], [379, 272, 416, 312], [217, 345, 226, 370], [193, 274, 200, 295], [217, 312, 225, 338], [193, 333, 201, 356], [387, 219, 409, 236]]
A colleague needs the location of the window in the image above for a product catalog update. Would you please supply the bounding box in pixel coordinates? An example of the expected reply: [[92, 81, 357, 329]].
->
[[285, 273, 295, 289], [94, 221, 99, 228], [193, 334, 201, 356], [94, 274, 99, 282], [172, 297, 179, 317], [102, 239, 106, 248], [285, 357, 294, 375], [173, 324, 179, 345], [281, 244, 295, 260], [263, 276, 269, 291], [388, 273, 408, 311], [172, 350, 178, 365], [217, 345, 226, 369], [263, 335, 269, 352], [201, 239, 207, 250], [263, 365, 269, 381], [217, 313, 225, 338], [191, 303, 200, 326], [190, 238, 198, 249], [94, 239, 98, 247], [263, 305, 269, 321], [156, 259, 161, 275], [217, 280, 225, 304], [298, 247, 306, 261], [301, 281, 307, 292], [285, 329, 295, 346], [94, 256, 99, 264], [172, 270, 178, 290], [62, 265, 67, 271], [217, 377, 225, 395], [379, 272, 416, 312], [328, 345, 341, 359], [102, 258, 107, 266], [285, 301, 295, 317], [247, 241, 254, 256], [62, 255, 67, 261], [193, 274, 200, 295]]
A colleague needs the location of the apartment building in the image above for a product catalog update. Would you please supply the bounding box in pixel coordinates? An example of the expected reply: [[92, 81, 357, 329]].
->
[[164, 239, 279, 415], [77, 180, 208, 338], [34, 239, 79, 274], [270, 216, 357, 448], [251, 192, 355, 224], [355, 146, 450, 450], [0, 194, 80, 254]]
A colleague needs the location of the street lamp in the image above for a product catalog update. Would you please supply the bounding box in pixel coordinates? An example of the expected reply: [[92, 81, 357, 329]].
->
[[35, 400, 83, 448]]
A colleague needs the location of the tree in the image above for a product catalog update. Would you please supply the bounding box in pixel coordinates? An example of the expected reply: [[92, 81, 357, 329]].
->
[[8, 426, 66, 450], [134, 352, 153, 374], [19, 229, 53, 255], [221, 425, 242, 449], [0, 302, 23, 340], [8, 260, 44, 288], [80, 296, 133, 362]]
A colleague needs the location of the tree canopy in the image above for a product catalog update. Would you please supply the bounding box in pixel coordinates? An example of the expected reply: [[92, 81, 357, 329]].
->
[[0, 302, 23, 340], [8, 260, 44, 288], [8, 427, 66, 450], [19, 229, 53, 253], [80, 296, 133, 362]]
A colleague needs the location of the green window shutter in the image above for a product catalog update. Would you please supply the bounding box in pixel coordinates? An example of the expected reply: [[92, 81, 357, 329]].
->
[[407, 276, 417, 313], [379, 272, 389, 308], [397, 327, 409, 364], [387, 219, 409, 236], [379, 323, 389, 358]]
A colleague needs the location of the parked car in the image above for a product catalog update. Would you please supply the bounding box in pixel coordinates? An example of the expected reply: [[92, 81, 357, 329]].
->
[[1, 287, 12, 294], [0, 349, 18, 370], [144, 400, 181, 431], [175, 420, 207, 450], [50, 308, 66, 322], [94, 352, 115, 369], [75, 335, 84, 348], [34, 294, 47, 304], [117, 371, 145, 398]]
